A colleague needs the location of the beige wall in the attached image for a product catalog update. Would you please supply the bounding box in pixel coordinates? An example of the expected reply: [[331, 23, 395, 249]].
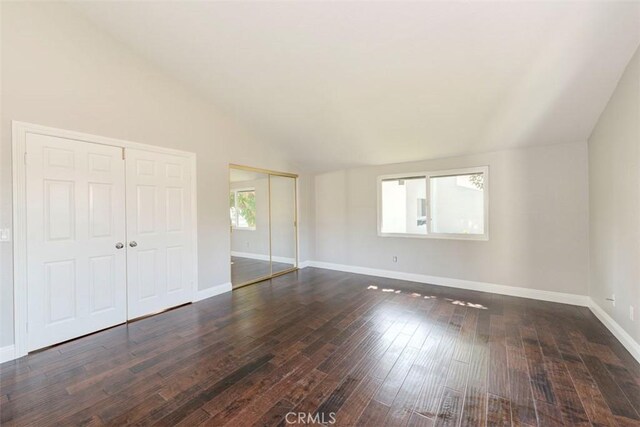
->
[[313, 142, 590, 296], [588, 46, 640, 344], [0, 2, 301, 346]]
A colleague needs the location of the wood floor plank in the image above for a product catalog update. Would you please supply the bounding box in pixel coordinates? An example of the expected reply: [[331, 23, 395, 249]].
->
[[544, 356, 590, 426], [581, 354, 640, 421], [356, 399, 390, 426], [413, 306, 463, 420], [408, 411, 436, 427], [603, 362, 640, 415], [383, 363, 429, 425], [560, 353, 618, 426], [462, 384, 488, 427], [460, 309, 489, 426], [252, 398, 294, 426], [1, 267, 639, 427], [334, 375, 382, 426], [533, 399, 564, 427], [375, 345, 420, 405], [487, 394, 512, 427], [445, 359, 469, 393], [505, 340, 536, 425], [434, 387, 463, 427], [488, 314, 510, 399], [520, 326, 556, 406]]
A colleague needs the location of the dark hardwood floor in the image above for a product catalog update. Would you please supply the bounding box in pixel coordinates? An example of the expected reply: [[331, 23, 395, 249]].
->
[[231, 256, 294, 287], [1, 267, 639, 426]]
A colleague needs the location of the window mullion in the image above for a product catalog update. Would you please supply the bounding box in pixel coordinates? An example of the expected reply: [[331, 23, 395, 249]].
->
[[425, 173, 432, 235], [234, 190, 240, 227]]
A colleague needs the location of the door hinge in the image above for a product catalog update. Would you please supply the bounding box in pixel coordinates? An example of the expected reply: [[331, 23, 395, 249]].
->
[[122, 148, 125, 160]]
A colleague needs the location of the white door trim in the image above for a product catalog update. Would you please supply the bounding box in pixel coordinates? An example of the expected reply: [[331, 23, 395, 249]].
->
[[11, 121, 198, 359]]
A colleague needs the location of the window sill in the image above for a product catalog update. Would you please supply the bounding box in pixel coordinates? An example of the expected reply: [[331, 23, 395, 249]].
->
[[378, 232, 488, 241]]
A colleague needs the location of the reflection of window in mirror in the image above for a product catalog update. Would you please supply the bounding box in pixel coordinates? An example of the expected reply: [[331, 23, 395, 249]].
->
[[230, 188, 256, 230]]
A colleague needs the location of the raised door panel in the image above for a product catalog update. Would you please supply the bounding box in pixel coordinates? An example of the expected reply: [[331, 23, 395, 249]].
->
[[89, 255, 116, 313], [44, 259, 76, 325], [88, 153, 112, 173], [166, 187, 184, 232], [137, 185, 158, 234], [44, 180, 75, 241], [166, 246, 184, 293], [137, 249, 159, 300], [44, 147, 74, 169], [88, 183, 113, 238]]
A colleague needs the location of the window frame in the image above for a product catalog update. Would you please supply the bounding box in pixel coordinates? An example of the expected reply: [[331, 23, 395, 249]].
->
[[377, 166, 489, 241], [230, 187, 257, 231]]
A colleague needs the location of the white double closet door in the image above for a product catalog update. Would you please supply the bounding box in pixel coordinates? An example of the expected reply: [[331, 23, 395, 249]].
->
[[25, 133, 195, 351]]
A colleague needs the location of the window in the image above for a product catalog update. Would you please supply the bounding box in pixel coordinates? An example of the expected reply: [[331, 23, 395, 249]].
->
[[380, 176, 427, 235], [378, 166, 488, 240], [230, 188, 256, 230]]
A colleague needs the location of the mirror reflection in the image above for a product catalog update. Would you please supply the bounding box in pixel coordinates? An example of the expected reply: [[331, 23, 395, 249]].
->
[[230, 166, 298, 288], [270, 175, 296, 274], [230, 169, 271, 287]]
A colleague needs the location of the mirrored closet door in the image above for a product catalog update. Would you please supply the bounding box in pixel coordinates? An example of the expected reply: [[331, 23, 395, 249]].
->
[[270, 175, 297, 275], [229, 165, 298, 288]]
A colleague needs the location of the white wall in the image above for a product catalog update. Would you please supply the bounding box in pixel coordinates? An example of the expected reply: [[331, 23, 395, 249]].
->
[[588, 46, 640, 344], [297, 175, 316, 264], [313, 142, 590, 296], [0, 2, 300, 347]]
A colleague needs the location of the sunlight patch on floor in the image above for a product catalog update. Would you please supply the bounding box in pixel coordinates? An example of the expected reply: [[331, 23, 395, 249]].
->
[[367, 285, 487, 309]]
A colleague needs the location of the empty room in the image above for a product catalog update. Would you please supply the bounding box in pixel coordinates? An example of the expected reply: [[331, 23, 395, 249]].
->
[[1, 1, 639, 426]]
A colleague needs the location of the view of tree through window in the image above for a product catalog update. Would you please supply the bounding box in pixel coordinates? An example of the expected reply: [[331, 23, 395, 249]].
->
[[468, 173, 484, 190], [230, 189, 256, 229], [431, 173, 485, 235]]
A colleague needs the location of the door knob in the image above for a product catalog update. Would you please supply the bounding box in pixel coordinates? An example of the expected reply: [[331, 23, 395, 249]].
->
[[129, 241, 138, 247], [115, 242, 124, 249]]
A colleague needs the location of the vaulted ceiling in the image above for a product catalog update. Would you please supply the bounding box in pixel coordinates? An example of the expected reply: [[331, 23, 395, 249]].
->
[[73, 1, 640, 172]]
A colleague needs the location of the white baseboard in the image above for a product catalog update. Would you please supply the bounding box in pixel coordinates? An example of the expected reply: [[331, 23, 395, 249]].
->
[[231, 251, 296, 265], [194, 282, 232, 302], [0, 345, 16, 364], [588, 298, 640, 363], [299, 260, 310, 269], [306, 261, 589, 307]]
